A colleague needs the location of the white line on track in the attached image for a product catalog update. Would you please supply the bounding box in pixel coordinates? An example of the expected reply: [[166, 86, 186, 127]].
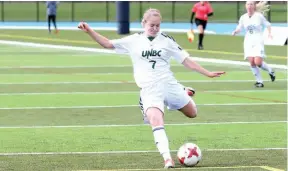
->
[[0, 148, 286, 156], [0, 79, 286, 85], [0, 103, 286, 110], [0, 121, 286, 129]]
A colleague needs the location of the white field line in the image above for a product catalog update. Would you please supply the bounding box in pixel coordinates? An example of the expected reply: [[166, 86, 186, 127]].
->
[[0, 64, 246, 69], [0, 148, 286, 156], [0, 40, 287, 70], [0, 103, 286, 110], [0, 26, 217, 34], [0, 71, 280, 75], [0, 121, 287, 129], [0, 89, 285, 96], [0, 79, 286, 85], [0, 65, 134, 69]]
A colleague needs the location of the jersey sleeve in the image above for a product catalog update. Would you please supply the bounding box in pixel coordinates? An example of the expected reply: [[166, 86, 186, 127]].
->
[[259, 13, 271, 27], [168, 39, 190, 64], [110, 34, 134, 54], [207, 3, 213, 13], [192, 4, 197, 12], [236, 16, 244, 31]]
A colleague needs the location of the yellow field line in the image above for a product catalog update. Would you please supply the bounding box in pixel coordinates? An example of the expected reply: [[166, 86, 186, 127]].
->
[[259, 166, 285, 171], [76, 165, 281, 171], [0, 33, 94, 45], [0, 33, 286, 59]]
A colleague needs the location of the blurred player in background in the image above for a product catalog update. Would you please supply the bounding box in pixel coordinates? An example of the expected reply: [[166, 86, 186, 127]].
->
[[46, 1, 59, 34], [190, 1, 213, 50], [78, 8, 225, 169], [232, 1, 275, 88]]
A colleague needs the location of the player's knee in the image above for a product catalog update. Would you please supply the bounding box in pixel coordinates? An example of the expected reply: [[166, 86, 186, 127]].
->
[[199, 29, 204, 34], [256, 61, 262, 67], [183, 106, 197, 118], [181, 101, 198, 118], [248, 60, 256, 66], [146, 107, 164, 127], [187, 109, 197, 118]]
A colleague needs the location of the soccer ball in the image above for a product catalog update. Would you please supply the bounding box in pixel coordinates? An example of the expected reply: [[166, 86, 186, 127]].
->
[[177, 143, 202, 167]]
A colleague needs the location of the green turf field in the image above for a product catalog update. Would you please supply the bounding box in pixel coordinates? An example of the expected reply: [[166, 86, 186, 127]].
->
[[0, 1, 287, 22], [0, 29, 286, 65], [0, 28, 287, 171]]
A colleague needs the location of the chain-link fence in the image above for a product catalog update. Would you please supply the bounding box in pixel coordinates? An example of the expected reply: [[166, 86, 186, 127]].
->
[[0, 1, 287, 23]]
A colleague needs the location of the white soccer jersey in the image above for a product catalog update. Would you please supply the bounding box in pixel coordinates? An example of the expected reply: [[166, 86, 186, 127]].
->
[[110, 32, 190, 88], [237, 12, 271, 45]]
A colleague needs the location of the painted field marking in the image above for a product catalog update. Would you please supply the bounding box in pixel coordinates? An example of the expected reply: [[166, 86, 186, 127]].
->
[[0, 103, 286, 110], [0, 148, 287, 156], [0, 121, 286, 129], [0, 89, 285, 96], [0, 79, 286, 85]]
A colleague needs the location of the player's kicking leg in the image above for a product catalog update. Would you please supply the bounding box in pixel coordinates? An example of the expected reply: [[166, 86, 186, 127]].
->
[[166, 83, 198, 122]]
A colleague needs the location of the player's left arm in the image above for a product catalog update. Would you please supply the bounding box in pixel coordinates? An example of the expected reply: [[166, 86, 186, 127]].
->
[[260, 14, 272, 38], [168, 37, 225, 78], [207, 3, 214, 17], [182, 57, 224, 78]]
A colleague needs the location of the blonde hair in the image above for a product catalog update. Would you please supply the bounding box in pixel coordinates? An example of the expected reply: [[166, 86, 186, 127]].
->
[[255, 1, 270, 16], [141, 8, 162, 26]]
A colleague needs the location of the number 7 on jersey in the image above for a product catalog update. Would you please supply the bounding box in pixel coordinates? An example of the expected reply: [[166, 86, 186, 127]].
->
[[149, 60, 156, 69]]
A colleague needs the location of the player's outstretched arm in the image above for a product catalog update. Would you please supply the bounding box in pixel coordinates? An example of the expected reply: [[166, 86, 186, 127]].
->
[[232, 17, 243, 36], [78, 22, 114, 49], [182, 57, 225, 78]]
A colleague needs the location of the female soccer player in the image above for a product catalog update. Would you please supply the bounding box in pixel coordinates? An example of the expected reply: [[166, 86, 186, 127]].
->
[[190, 1, 213, 50], [232, 1, 275, 88], [78, 8, 225, 169]]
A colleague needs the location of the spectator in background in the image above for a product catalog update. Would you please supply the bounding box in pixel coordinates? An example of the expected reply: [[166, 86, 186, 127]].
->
[[190, 1, 213, 50], [46, 1, 59, 34]]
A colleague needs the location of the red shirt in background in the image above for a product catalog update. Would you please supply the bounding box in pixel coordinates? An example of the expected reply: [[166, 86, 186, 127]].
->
[[192, 2, 213, 21]]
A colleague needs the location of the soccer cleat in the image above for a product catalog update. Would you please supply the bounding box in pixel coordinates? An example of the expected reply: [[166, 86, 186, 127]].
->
[[54, 29, 59, 34], [254, 82, 264, 88], [198, 45, 203, 50], [185, 87, 196, 97], [269, 72, 276, 82], [164, 159, 175, 169]]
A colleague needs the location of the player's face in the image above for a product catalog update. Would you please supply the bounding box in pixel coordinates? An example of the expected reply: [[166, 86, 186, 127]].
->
[[246, 1, 255, 13], [144, 16, 161, 37]]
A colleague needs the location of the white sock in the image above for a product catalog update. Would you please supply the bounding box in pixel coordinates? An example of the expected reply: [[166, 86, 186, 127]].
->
[[152, 126, 171, 161], [250, 66, 263, 83], [260, 61, 273, 74]]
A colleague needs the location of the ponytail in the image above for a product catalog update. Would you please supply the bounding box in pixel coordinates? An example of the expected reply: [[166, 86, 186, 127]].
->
[[256, 1, 270, 16]]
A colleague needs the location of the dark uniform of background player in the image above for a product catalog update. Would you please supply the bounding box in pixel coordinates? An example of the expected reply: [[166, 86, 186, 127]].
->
[[47, 1, 59, 34], [190, 1, 214, 50]]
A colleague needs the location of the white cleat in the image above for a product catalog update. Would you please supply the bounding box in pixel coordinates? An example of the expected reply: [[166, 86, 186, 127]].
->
[[164, 159, 175, 169]]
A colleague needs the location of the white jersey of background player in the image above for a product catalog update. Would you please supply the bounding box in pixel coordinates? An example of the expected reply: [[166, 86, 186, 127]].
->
[[78, 8, 225, 169], [233, 1, 275, 88]]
